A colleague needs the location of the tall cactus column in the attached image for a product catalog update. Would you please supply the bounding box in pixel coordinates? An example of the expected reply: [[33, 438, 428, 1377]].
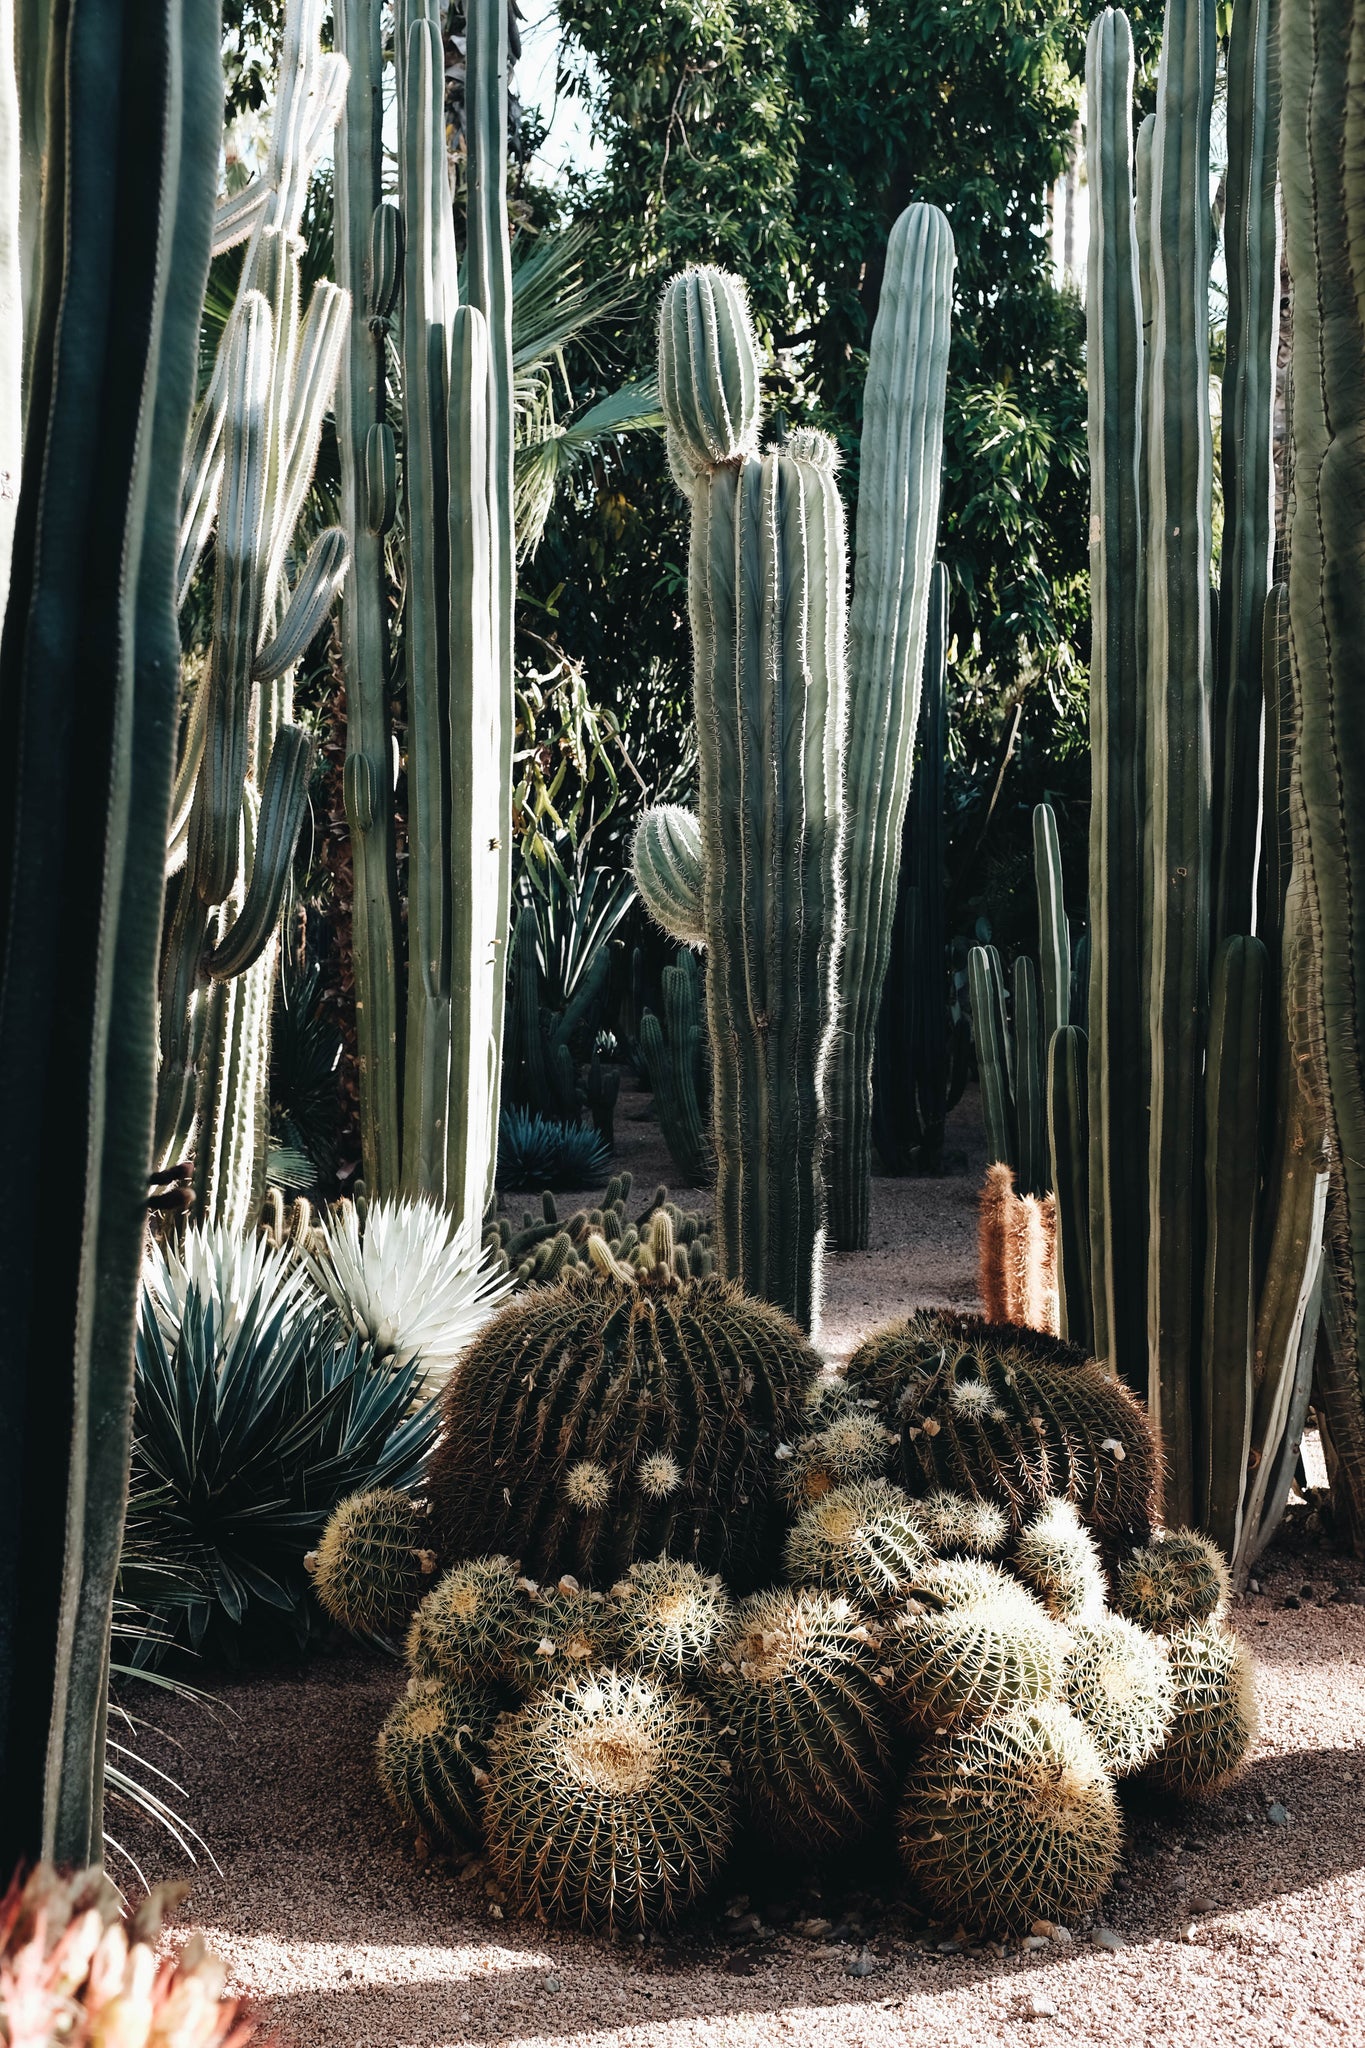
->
[[1281, 0, 1365, 1549], [829, 204, 954, 1251], [0, 0, 220, 1869], [636, 269, 845, 1328]]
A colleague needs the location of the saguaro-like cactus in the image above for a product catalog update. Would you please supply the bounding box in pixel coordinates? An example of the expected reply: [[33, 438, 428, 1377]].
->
[[635, 215, 954, 1322], [1280, 0, 1365, 1550], [157, 0, 348, 1230], [1083, 2, 1329, 1562], [334, 0, 515, 1218], [829, 205, 955, 1251], [0, 0, 220, 1867]]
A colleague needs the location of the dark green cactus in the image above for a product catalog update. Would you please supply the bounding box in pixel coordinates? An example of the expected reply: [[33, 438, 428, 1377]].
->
[[783, 1479, 932, 1609], [406, 1554, 524, 1688], [703, 1587, 892, 1855], [485, 1670, 733, 1931], [1280, 0, 1365, 1551], [376, 1677, 499, 1847], [775, 1409, 895, 1512], [505, 1577, 615, 1695], [897, 1702, 1122, 1935], [639, 950, 712, 1188], [1113, 1527, 1230, 1633], [483, 1174, 715, 1289], [846, 1308, 1160, 1543], [309, 1488, 437, 1639], [1047, 1023, 1093, 1347], [426, 1241, 820, 1590]]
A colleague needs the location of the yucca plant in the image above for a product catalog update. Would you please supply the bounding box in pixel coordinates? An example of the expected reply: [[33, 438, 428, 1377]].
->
[[130, 1271, 437, 1658], [301, 1195, 508, 1393], [143, 1219, 314, 1346]]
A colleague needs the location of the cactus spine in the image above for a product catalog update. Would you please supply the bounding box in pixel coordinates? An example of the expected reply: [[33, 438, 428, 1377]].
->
[[1281, 0, 1365, 1550], [1083, 4, 1330, 1559], [332, 0, 514, 1215], [157, 0, 346, 1228], [0, 0, 220, 1866], [830, 206, 955, 1251]]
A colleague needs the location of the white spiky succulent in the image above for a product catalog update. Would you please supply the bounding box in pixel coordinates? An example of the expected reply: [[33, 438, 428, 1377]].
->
[[302, 1196, 508, 1390], [143, 1219, 314, 1344]]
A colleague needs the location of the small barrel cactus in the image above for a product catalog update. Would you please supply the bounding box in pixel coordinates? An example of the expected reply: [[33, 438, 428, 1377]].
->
[[308, 1488, 436, 1638], [703, 1587, 891, 1854], [427, 1247, 819, 1590], [777, 1409, 895, 1510], [847, 1308, 1159, 1542], [1151, 1621, 1258, 1795], [376, 1677, 500, 1847], [484, 1669, 733, 1929], [783, 1479, 932, 1608], [608, 1557, 735, 1680], [1114, 1527, 1231, 1632], [1013, 1497, 1108, 1621], [406, 1555, 523, 1688], [507, 1577, 616, 1695], [897, 1701, 1122, 1934], [1063, 1613, 1174, 1775], [909, 1488, 1009, 1557], [886, 1559, 1063, 1729]]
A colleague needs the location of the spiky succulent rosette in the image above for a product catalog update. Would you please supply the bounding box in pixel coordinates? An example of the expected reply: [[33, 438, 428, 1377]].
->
[[406, 1555, 523, 1688], [484, 1670, 733, 1930], [1114, 1528, 1231, 1633], [777, 1410, 895, 1510], [885, 1558, 1063, 1730], [897, 1701, 1122, 1934], [783, 1479, 933, 1608], [846, 1308, 1159, 1542], [908, 1488, 1009, 1557], [1063, 1614, 1174, 1774], [608, 1558, 735, 1680], [704, 1587, 891, 1854], [427, 1257, 819, 1590], [1151, 1622, 1258, 1796], [506, 1577, 615, 1696], [1013, 1497, 1108, 1621], [376, 1678, 500, 1847], [308, 1487, 436, 1638]]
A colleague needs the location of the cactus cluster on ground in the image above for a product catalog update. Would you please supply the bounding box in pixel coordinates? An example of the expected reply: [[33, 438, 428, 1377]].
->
[[311, 1279, 1257, 1938]]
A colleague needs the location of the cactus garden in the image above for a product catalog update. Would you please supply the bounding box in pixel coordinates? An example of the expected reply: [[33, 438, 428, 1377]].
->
[[3, 0, 1365, 2044]]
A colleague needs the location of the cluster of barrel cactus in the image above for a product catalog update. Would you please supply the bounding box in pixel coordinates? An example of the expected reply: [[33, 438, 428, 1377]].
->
[[311, 1273, 1257, 1938]]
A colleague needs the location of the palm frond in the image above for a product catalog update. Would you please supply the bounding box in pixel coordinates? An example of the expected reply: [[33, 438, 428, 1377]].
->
[[515, 376, 664, 558]]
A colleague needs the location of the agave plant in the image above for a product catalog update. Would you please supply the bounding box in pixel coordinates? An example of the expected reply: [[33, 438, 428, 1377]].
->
[[497, 1106, 612, 1191], [301, 1196, 509, 1390], [131, 1274, 436, 1657], [142, 1217, 314, 1346]]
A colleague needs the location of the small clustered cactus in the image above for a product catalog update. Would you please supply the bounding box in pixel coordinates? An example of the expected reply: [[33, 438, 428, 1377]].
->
[[0, 1864, 264, 2047], [1151, 1620, 1259, 1796], [775, 1408, 895, 1509], [846, 1309, 1159, 1542], [1114, 1527, 1231, 1632], [405, 1554, 524, 1687], [1062, 1613, 1174, 1774], [483, 1174, 715, 1290], [483, 1670, 733, 1930], [375, 1677, 500, 1847], [607, 1557, 735, 1679], [908, 1488, 1009, 1557], [1012, 1496, 1109, 1622], [505, 1577, 616, 1696], [783, 1479, 933, 1608], [885, 1559, 1064, 1729], [307, 1487, 437, 1638]]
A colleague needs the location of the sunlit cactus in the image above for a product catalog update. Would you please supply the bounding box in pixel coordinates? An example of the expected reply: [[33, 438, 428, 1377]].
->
[[405, 1555, 523, 1689], [1063, 1613, 1174, 1775], [1150, 1621, 1258, 1795], [607, 1558, 735, 1681], [885, 1559, 1063, 1730], [783, 1479, 932, 1609], [1113, 1527, 1231, 1632]]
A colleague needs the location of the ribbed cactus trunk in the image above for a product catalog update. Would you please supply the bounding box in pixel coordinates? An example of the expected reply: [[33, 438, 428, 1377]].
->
[[1083, 1, 1330, 1568], [157, 0, 348, 1230], [1281, 0, 1365, 1551], [0, 0, 19, 620], [0, 0, 220, 1871], [828, 205, 954, 1251]]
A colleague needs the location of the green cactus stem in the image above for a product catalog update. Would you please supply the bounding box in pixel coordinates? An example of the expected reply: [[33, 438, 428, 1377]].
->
[[634, 807, 705, 946], [830, 204, 955, 1252], [1012, 1497, 1107, 1622], [1113, 1527, 1230, 1632], [310, 1488, 437, 1639], [640, 950, 712, 1188], [376, 1677, 499, 1848]]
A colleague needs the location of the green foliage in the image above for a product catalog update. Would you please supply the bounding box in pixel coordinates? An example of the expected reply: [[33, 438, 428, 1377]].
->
[[484, 1670, 734, 1930], [846, 1308, 1160, 1542], [704, 1587, 892, 1855], [897, 1701, 1122, 1934], [496, 1107, 613, 1189], [131, 1276, 437, 1657], [427, 1260, 819, 1589], [376, 1678, 500, 1848]]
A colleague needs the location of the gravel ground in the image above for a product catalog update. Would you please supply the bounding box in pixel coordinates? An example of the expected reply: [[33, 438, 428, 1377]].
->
[[116, 1085, 1365, 2047]]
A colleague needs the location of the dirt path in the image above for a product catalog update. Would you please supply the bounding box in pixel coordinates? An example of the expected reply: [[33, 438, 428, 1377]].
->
[[117, 1088, 1365, 2047]]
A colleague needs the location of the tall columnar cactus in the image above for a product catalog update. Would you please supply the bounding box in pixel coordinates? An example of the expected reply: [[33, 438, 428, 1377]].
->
[[1281, 0, 1365, 1550], [1083, 3, 1330, 1560], [157, 0, 348, 1230], [334, 0, 514, 1217], [0, 0, 220, 1868], [636, 269, 849, 1328], [635, 217, 953, 1319], [829, 206, 955, 1251]]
